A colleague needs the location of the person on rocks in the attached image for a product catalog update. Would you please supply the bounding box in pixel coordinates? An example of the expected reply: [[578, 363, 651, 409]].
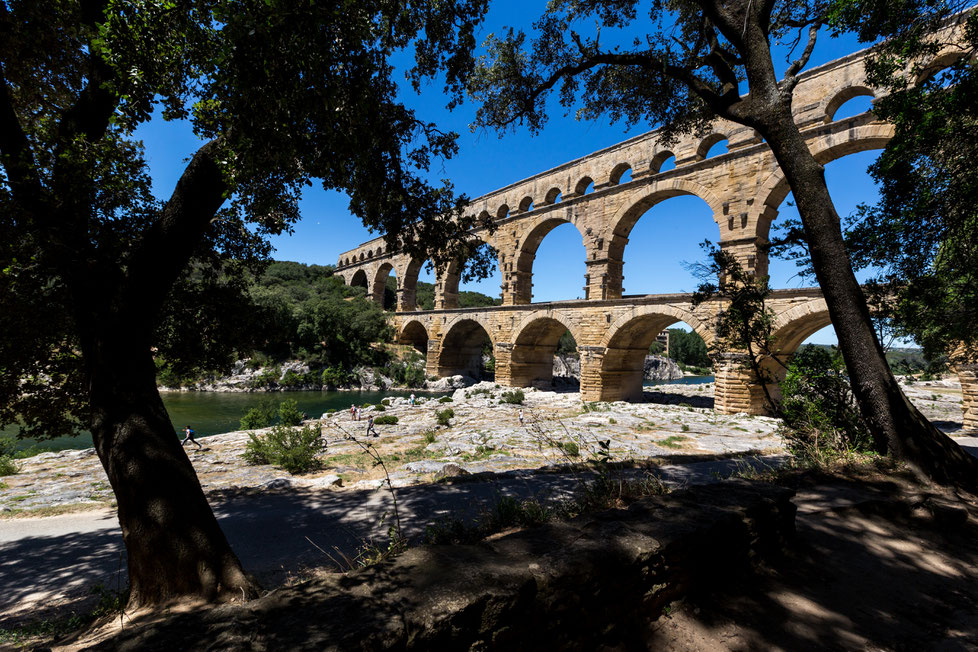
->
[[350, 404, 356, 420], [518, 409, 524, 427], [409, 393, 415, 406], [181, 425, 202, 450], [365, 415, 379, 438]]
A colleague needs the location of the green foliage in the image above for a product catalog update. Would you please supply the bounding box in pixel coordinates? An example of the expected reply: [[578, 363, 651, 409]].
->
[[321, 366, 350, 389], [374, 404, 387, 412], [666, 328, 711, 369], [438, 396, 453, 403], [0, 0, 496, 443], [386, 359, 427, 388], [411, 281, 500, 311], [436, 408, 455, 426], [780, 346, 873, 465], [243, 424, 325, 474], [0, 436, 14, 457], [373, 415, 399, 425], [561, 441, 580, 457], [556, 330, 578, 356], [423, 429, 437, 444], [648, 341, 665, 355], [240, 400, 276, 430], [0, 456, 17, 477], [500, 389, 525, 405], [278, 399, 304, 427]]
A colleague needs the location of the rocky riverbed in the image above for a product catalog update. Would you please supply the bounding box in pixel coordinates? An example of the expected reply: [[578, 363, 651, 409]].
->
[[0, 378, 970, 516]]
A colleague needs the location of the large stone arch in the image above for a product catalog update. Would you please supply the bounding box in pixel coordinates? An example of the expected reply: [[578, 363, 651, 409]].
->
[[436, 317, 495, 380], [350, 268, 368, 293], [771, 298, 832, 354], [755, 122, 895, 241], [372, 261, 395, 307], [742, 298, 835, 407], [398, 257, 428, 312], [397, 319, 430, 354], [601, 180, 723, 300], [510, 216, 588, 305], [504, 312, 584, 388], [593, 305, 712, 402]]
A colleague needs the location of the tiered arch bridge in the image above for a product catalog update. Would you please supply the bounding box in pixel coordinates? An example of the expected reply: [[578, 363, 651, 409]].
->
[[333, 37, 977, 430]]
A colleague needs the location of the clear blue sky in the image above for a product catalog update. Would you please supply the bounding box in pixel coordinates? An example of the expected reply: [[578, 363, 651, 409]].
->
[[135, 2, 887, 346]]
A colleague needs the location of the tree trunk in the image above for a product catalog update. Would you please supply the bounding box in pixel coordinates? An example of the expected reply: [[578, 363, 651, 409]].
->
[[757, 103, 978, 486], [86, 330, 259, 608]]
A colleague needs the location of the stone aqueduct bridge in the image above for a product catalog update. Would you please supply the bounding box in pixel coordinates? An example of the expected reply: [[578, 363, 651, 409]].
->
[[333, 44, 977, 430]]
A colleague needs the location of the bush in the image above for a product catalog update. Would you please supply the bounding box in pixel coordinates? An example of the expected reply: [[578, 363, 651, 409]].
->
[[321, 366, 349, 389], [561, 441, 580, 457], [0, 436, 15, 457], [279, 369, 305, 388], [438, 396, 453, 403], [0, 455, 17, 476], [278, 399, 304, 426], [374, 404, 386, 411], [436, 408, 454, 426], [243, 424, 325, 474], [779, 346, 872, 465], [373, 415, 399, 425], [240, 400, 277, 430], [500, 389, 524, 405], [387, 360, 426, 388], [423, 429, 437, 444]]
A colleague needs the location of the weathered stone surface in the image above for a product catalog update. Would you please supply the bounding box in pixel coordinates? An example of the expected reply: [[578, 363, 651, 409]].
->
[[97, 481, 796, 651]]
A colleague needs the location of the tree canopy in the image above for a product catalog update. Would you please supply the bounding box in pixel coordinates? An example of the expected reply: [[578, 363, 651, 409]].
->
[[0, 0, 496, 606]]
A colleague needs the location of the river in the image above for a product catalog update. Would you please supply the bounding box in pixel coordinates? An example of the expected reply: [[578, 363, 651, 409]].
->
[[5, 377, 715, 454], [4, 389, 431, 453]]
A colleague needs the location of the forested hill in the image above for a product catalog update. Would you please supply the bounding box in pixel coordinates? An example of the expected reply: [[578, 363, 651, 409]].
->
[[155, 261, 499, 387], [383, 277, 500, 310]]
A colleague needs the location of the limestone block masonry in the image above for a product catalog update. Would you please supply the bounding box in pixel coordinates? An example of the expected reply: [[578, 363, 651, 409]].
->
[[331, 29, 977, 427]]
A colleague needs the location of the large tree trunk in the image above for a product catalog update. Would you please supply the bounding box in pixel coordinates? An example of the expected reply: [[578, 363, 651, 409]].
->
[[86, 329, 259, 607], [756, 102, 978, 486]]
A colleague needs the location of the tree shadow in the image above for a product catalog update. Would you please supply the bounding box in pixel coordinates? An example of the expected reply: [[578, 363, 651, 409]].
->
[[647, 479, 978, 650], [641, 389, 715, 409]]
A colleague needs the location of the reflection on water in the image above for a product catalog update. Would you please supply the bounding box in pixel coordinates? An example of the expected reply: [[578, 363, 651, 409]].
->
[[5, 389, 433, 452]]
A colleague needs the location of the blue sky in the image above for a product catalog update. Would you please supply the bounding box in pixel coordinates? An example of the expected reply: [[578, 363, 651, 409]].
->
[[135, 2, 887, 346]]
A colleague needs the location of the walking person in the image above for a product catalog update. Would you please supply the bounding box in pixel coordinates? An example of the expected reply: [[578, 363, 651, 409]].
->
[[181, 425, 202, 450], [350, 404, 356, 420], [365, 415, 379, 438], [518, 409, 524, 427], [409, 393, 415, 407]]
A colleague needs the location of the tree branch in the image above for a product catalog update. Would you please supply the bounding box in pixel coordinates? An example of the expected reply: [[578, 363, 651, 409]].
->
[[781, 23, 820, 96], [125, 139, 229, 312], [497, 48, 729, 129], [0, 62, 43, 216]]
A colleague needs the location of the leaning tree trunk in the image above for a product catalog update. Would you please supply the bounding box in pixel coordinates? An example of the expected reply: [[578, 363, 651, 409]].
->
[[85, 329, 259, 607], [756, 101, 978, 487]]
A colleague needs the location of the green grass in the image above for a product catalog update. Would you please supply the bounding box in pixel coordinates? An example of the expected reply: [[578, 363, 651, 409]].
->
[[658, 435, 689, 449]]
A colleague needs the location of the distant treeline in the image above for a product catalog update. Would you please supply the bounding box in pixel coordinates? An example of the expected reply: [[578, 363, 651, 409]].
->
[[155, 261, 499, 388]]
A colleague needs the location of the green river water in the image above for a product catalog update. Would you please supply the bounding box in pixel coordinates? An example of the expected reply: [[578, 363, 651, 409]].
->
[[4, 389, 433, 453]]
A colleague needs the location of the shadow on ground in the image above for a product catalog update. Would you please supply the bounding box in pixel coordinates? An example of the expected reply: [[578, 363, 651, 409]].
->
[[0, 455, 778, 632], [648, 476, 978, 650]]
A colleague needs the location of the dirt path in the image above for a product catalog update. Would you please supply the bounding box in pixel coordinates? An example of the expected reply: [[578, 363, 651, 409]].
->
[[649, 478, 978, 650], [0, 455, 780, 630]]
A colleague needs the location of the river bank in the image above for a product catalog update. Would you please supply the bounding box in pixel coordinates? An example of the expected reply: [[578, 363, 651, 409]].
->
[[0, 377, 968, 516]]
